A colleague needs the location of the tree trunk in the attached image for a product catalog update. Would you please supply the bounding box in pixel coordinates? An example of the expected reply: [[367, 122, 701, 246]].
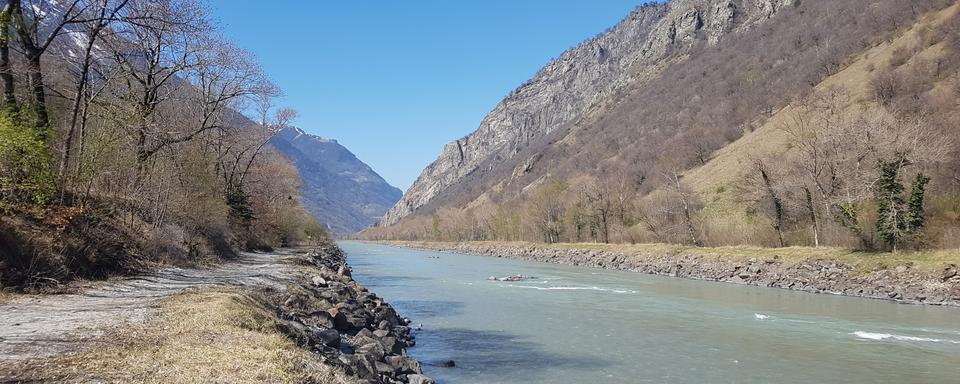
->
[[60, 20, 105, 201], [9, 0, 49, 130], [673, 171, 702, 247], [803, 187, 820, 247], [75, 88, 91, 177], [24, 56, 48, 130], [0, 4, 16, 112], [757, 161, 786, 247]]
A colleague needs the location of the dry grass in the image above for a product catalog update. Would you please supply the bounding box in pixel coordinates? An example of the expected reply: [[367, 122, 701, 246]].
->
[[682, 3, 960, 208], [392, 240, 960, 276], [19, 289, 355, 384], [0, 290, 16, 303]]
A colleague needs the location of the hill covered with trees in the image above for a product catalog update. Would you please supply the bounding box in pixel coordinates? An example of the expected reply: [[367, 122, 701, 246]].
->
[[367, 0, 960, 254], [0, 0, 324, 289]]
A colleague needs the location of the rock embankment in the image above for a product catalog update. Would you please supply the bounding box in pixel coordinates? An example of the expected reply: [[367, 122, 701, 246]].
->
[[388, 242, 960, 307], [264, 245, 433, 384]]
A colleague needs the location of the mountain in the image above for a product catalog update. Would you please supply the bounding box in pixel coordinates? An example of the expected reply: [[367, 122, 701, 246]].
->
[[372, 0, 960, 249], [380, 0, 797, 225], [270, 128, 402, 235]]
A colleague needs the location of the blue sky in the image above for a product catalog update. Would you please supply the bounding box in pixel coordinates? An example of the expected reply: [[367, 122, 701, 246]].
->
[[210, 1, 643, 191]]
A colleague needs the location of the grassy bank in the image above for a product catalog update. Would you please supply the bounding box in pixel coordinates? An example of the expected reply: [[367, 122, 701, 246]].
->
[[384, 241, 960, 276], [15, 289, 354, 384]]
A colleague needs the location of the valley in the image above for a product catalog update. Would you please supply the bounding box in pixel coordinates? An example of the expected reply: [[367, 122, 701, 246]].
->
[[1, 0, 959, 383]]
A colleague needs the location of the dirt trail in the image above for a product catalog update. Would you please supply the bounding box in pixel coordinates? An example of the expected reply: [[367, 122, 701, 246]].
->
[[0, 250, 297, 364]]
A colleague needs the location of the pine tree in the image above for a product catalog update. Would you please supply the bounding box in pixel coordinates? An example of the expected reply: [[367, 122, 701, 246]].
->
[[874, 155, 908, 252], [905, 173, 930, 233]]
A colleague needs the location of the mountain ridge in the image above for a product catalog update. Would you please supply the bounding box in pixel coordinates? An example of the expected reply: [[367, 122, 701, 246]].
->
[[270, 127, 402, 235], [381, 0, 796, 225], [369, 0, 959, 250]]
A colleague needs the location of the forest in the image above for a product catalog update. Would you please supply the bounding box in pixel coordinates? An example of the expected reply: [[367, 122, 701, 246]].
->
[[0, 0, 323, 289]]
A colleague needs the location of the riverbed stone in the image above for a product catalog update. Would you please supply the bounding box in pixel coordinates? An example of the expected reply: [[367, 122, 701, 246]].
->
[[266, 246, 430, 384], [313, 328, 341, 348], [309, 310, 335, 328], [407, 374, 435, 384], [312, 275, 328, 287], [438, 359, 456, 368], [387, 355, 423, 374], [355, 337, 386, 359], [943, 265, 957, 281]]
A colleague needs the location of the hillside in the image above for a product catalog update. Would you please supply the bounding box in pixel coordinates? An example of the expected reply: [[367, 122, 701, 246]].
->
[[369, 0, 960, 251], [270, 128, 402, 235], [381, 0, 798, 225]]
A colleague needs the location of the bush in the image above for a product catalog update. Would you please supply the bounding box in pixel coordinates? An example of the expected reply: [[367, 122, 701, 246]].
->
[[0, 112, 55, 205]]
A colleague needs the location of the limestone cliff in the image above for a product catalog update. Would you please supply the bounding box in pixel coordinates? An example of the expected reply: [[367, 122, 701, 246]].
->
[[381, 0, 794, 225]]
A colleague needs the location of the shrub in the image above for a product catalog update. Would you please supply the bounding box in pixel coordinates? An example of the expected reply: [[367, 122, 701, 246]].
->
[[0, 112, 55, 205]]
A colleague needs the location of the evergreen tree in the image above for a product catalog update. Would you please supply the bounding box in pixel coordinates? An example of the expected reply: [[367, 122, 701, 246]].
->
[[874, 155, 908, 251], [905, 173, 930, 233], [873, 154, 929, 252]]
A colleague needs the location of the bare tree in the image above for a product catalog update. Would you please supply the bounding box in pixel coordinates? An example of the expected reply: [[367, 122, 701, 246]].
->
[[104, 0, 209, 169], [526, 180, 566, 243], [9, 0, 89, 130], [664, 170, 702, 247], [756, 160, 786, 247], [58, 0, 130, 198]]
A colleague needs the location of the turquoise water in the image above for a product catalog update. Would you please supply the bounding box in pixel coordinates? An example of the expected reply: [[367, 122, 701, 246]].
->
[[341, 241, 960, 383]]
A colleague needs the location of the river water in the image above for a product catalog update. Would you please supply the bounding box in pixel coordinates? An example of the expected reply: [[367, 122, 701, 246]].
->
[[341, 241, 960, 383]]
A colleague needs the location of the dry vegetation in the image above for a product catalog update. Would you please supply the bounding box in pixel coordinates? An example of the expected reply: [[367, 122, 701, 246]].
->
[[387, 240, 960, 277], [11, 289, 355, 383], [366, 1, 960, 256], [0, 0, 327, 290]]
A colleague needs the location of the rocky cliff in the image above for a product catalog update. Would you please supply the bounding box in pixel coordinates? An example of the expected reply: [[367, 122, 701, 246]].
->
[[271, 128, 402, 235], [381, 0, 795, 225]]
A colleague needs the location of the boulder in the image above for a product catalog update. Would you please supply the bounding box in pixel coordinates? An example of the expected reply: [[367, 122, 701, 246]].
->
[[355, 337, 386, 360], [345, 314, 370, 330], [330, 309, 351, 332], [353, 354, 379, 380], [943, 265, 957, 281], [374, 361, 394, 376], [355, 328, 374, 339], [313, 328, 341, 348], [309, 310, 335, 328], [386, 355, 422, 374], [438, 359, 456, 368], [283, 295, 304, 309], [379, 336, 403, 354], [407, 374, 435, 384], [312, 275, 328, 287]]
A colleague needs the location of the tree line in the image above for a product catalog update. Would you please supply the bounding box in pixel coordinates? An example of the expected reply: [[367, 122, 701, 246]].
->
[[367, 20, 960, 252], [0, 0, 322, 287]]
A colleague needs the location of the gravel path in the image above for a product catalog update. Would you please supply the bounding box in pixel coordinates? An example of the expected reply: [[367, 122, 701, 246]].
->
[[0, 250, 297, 364]]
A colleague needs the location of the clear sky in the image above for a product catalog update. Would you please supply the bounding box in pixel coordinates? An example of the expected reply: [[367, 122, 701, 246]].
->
[[209, 1, 643, 191]]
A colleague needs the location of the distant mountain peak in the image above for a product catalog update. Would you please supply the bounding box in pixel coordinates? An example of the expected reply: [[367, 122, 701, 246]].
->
[[270, 128, 400, 235], [277, 127, 338, 145]]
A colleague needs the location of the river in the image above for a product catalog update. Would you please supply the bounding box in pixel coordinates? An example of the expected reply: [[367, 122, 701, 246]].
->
[[341, 241, 960, 383]]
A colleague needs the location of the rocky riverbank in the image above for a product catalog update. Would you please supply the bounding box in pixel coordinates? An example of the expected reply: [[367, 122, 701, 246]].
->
[[262, 245, 433, 384], [382, 241, 960, 307]]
